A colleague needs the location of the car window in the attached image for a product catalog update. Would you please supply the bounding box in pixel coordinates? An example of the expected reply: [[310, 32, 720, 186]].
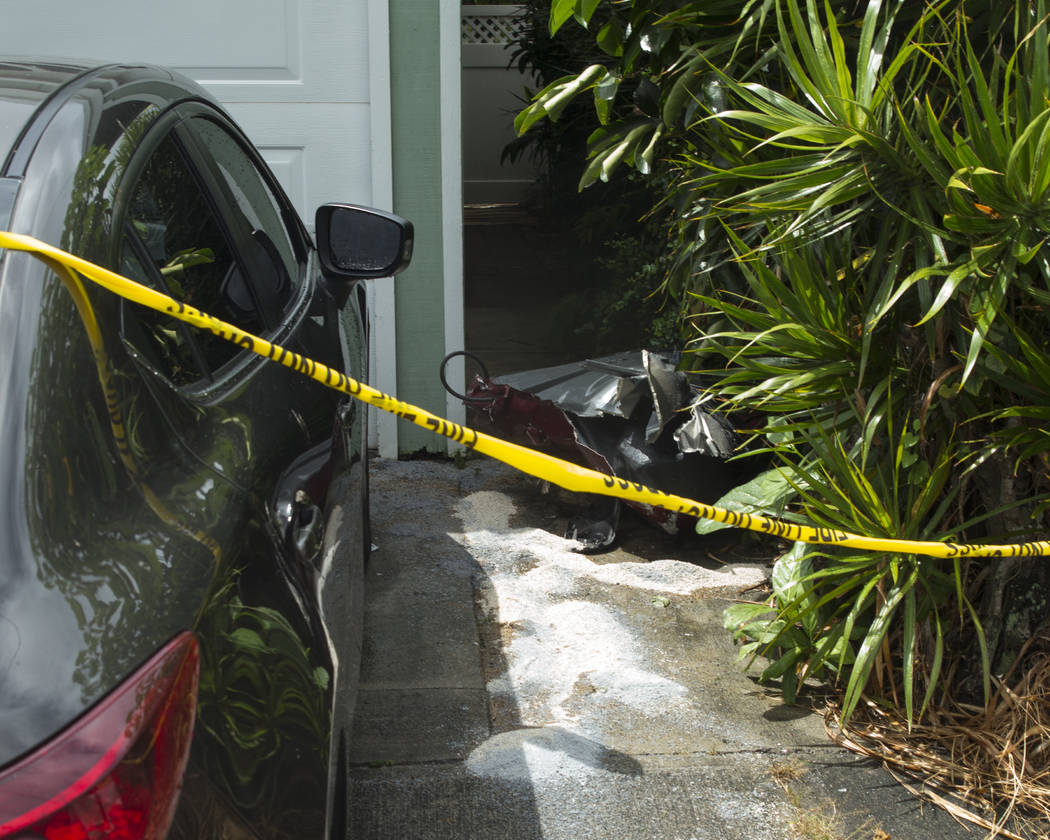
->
[[121, 131, 243, 384], [189, 117, 301, 293]]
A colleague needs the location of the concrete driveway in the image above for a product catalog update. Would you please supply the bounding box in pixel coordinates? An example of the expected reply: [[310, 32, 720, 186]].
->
[[347, 457, 971, 839]]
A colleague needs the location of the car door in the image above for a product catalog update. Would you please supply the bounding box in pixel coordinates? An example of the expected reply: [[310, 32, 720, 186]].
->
[[117, 103, 346, 479], [113, 104, 353, 837]]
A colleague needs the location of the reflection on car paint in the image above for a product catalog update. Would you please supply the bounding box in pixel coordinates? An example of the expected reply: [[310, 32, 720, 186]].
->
[[0, 60, 402, 839], [190, 575, 330, 839]]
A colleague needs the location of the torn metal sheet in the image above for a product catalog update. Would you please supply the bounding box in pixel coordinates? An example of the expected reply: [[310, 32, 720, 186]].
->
[[488, 350, 652, 420], [444, 350, 755, 552], [674, 405, 736, 458]]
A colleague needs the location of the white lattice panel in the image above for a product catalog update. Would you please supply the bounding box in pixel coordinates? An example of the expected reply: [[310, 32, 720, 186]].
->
[[462, 11, 527, 45]]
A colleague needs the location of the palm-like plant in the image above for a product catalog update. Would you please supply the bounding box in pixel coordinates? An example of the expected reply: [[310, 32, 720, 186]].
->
[[517, 0, 1050, 729]]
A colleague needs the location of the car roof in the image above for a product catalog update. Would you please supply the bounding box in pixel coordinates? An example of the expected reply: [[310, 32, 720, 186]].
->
[[0, 58, 213, 235], [0, 59, 211, 175], [0, 59, 97, 168]]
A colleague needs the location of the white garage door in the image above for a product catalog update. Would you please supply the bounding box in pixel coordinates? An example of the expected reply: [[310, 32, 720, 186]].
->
[[0, 0, 384, 219], [0, 0, 402, 453]]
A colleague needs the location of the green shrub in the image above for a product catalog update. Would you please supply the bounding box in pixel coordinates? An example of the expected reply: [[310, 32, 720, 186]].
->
[[515, 0, 1050, 724]]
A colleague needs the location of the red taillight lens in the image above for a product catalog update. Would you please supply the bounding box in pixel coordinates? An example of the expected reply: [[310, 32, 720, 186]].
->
[[0, 632, 199, 840]]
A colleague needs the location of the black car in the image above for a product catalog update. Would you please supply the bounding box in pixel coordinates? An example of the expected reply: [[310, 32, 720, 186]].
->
[[0, 59, 411, 839]]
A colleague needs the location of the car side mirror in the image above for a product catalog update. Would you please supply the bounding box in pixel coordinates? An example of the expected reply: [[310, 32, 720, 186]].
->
[[315, 204, 413, 280]]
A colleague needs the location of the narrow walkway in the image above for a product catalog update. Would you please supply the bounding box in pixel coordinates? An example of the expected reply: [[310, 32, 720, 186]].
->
[[348, 458, 972, 840]]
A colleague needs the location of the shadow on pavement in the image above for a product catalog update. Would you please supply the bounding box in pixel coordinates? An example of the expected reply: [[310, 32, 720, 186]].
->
[[347, 459, 550, 840], [347, 458, 979, 840]]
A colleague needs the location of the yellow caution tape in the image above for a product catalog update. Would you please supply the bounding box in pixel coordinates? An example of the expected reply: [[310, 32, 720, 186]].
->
[[38, 252, 223, 564], [2, 229, 1048, 559]]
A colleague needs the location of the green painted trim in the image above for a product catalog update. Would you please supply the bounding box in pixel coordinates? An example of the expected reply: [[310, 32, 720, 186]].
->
[[390, 0, 447, 454]]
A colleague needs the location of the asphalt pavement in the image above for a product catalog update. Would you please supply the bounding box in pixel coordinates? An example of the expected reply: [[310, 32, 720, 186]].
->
[[347, 457, 972, 840]]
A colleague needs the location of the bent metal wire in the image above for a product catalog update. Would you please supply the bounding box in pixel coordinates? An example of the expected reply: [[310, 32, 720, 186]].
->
[[2, 229, 1049, 560]]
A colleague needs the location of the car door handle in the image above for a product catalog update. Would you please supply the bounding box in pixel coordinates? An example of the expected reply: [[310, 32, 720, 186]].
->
[[290, 490, 324, 568]]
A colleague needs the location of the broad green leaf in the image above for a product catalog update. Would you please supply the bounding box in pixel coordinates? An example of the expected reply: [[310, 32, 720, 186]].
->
[[597, 17, 626, 57], [228, 627, 267, 652], [761, 647, 802, 682], [723, 601, 775, 631], [545, 65, 610, 121], [594, 122, 652, 182], [771, 542, 812, 606], [577, 0, 601, 27], [578, 150, 606, 190], [696, 466, 798, 534], [1013, 235, 1046, 265], [549, 0, 576, 35], [593, 74, 620, 124], [737, 640, 762, 660], [637, 124, 664, 174], [662, 54, 705, 126]]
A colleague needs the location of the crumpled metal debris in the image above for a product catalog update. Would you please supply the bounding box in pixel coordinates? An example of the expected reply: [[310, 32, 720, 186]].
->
[[443, 350, 754, 552]]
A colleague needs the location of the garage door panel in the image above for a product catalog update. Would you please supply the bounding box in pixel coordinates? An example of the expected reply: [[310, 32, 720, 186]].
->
[[225, 103, 373, 224], [0, 0, 369, 102], [0, 0, 377, 224], [0, 0, 395, 450]]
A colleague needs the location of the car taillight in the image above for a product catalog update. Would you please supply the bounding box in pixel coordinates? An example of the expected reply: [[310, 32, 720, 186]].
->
[[0, 632, 199, 840]]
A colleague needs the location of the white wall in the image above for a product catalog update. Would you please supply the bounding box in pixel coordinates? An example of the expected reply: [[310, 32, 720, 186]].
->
[[461, 4, 539, 204]]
